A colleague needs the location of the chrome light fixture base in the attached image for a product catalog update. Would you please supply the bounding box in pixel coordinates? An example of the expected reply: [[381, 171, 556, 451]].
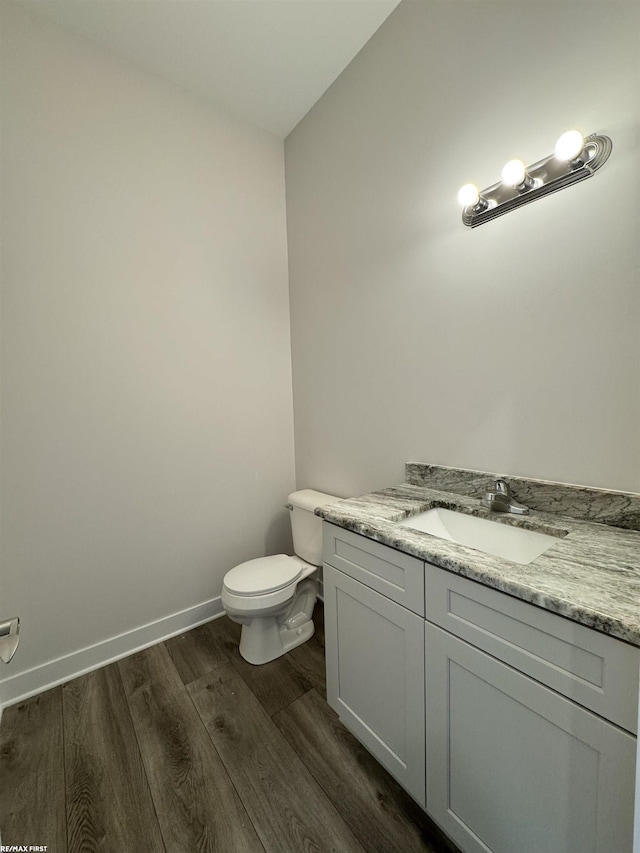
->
[[461, 133, 612, 228]]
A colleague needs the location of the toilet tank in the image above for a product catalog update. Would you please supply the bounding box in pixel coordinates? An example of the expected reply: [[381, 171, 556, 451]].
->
[[288, 489, 340, 566]]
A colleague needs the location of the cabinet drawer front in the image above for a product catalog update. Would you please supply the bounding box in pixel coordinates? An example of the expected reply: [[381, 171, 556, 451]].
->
[[426, 565, 640, 733], [323, 523, 424, 615]]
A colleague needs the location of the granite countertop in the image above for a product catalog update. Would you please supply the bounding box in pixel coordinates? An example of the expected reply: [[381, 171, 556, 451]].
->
[[316, 481, 640, 647]]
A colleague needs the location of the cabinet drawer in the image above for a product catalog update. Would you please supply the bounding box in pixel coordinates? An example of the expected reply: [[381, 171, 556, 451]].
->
[[323, 523, 424, 615], [426, 564, 640, 733]]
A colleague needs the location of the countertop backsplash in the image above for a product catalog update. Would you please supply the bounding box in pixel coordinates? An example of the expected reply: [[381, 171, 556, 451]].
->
[[405, 462, 640, 531]]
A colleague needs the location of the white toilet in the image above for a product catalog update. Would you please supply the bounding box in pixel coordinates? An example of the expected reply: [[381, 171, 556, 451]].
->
[[221, 489, 339, 665]]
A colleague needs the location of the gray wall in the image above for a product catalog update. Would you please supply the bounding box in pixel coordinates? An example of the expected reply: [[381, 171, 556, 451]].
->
[[286, 0, 640, 498], [0, 4, 295, 690]]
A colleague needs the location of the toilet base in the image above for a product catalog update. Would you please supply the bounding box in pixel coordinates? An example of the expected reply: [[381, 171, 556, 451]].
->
[[239, 615, 315, 665], [235, 577, 318, 665]]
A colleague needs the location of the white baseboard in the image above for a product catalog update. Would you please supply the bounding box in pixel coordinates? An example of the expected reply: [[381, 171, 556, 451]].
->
[[0, 595, 224, 711]]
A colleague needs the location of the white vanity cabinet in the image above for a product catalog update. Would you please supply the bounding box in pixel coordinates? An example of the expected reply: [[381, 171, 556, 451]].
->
[[323, 523, 426, 806], [322, 521, 640, 853]]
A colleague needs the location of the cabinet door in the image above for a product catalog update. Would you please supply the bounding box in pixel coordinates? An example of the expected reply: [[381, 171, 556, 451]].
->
[[324, 564, 426, 806], [425, 622, 635, 853]]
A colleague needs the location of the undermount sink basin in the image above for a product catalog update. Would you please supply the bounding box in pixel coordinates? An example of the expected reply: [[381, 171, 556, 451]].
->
[[397, 507, 562, 565]]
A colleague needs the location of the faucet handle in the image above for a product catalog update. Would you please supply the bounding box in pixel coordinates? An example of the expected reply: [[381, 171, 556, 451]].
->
[[493, 478, 511, 497]]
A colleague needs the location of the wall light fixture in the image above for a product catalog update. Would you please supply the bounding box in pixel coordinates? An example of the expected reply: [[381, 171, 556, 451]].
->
[[458, 130, 612, 227]]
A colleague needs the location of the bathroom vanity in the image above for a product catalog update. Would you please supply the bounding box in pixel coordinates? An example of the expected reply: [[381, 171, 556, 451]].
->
[[318, 464, 640, 853]]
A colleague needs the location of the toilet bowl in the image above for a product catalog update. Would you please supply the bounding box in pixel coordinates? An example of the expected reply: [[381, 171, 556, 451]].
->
[[221, 489, 339, 665]]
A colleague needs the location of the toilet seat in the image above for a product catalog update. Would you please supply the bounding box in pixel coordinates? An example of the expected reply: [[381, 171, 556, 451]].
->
[[223, 554, 302, 597]]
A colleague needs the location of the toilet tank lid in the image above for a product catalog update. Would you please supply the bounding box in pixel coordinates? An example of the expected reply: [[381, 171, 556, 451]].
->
[[288, 489, 341, 512]]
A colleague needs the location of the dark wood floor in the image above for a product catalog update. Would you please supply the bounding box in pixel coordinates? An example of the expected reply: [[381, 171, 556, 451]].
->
[[0, 603, 458, 853]]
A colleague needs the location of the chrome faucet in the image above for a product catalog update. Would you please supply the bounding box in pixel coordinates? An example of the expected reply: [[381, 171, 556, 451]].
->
[[485, 479, 530, 516]]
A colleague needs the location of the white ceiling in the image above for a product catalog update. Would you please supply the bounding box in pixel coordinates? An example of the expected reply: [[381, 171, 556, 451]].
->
[[16, 0, 401, 138]]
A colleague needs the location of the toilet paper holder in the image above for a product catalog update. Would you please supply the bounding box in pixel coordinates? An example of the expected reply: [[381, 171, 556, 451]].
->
[[0, 617, 20, 664]]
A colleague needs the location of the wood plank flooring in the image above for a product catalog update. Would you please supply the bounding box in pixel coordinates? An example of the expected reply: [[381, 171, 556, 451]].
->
[[0, 603, 458, 853]]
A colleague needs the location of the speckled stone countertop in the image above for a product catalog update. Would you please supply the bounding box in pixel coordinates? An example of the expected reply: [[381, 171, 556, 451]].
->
[[316, 471, 640, 647]]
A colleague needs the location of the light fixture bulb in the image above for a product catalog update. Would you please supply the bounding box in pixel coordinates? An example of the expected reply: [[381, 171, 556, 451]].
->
[[457, 183, 480, 207], [554, 130, 584, 162], [501, 159, 526, 187]]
